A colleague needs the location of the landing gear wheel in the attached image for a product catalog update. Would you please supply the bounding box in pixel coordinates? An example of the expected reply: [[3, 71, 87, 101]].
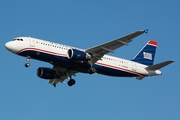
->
[[25, 56, 30, 68], [68, 79, 76, 86], [25, 63, 30, 67], [89, 67, 96, 74]]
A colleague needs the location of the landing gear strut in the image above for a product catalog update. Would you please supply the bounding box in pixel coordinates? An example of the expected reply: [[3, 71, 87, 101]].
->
[[25, 56, 30, 67], [88, 60, 96, 74]]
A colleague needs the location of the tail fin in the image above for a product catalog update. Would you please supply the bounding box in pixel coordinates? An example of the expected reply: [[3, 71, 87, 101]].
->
[[132, 40, 157, 66]]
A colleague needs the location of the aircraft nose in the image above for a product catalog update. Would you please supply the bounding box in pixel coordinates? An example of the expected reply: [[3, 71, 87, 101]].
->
[[5, 42, 11, 50], [5, 41, 18, 53]]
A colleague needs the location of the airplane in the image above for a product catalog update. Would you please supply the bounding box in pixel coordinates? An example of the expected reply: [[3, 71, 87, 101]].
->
[[5, 30, 174, 87]]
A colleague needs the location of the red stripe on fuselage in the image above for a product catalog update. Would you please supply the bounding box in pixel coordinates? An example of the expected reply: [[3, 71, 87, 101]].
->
[[16, 48, 66, 57], [96, 62, 147, 76], [17, 48, 147, 77]]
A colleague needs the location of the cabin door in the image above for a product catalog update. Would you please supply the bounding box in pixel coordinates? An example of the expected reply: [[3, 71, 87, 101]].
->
[[29, 37, 35, 47]]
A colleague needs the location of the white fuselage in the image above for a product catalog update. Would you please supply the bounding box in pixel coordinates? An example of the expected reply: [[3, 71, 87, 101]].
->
[[5, 37, 161, 79]]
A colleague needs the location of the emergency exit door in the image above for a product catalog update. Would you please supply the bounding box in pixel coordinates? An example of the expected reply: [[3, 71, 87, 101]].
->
[[132, 62, 137, 71]]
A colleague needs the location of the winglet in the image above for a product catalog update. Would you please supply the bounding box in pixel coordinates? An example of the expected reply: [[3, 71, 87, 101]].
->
[[145, 29, 148, 34], [145, 60, 174, 70]]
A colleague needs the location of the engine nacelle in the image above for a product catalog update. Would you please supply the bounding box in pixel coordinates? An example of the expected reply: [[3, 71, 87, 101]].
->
[[67, 48, 92, 61], [37, 67, 57, 79]]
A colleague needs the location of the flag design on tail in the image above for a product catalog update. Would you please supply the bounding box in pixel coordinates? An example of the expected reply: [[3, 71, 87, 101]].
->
[[132, 40, 158, 66]]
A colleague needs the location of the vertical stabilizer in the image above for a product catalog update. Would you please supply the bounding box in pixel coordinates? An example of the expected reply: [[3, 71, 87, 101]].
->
[[132, 40, 157, 66]]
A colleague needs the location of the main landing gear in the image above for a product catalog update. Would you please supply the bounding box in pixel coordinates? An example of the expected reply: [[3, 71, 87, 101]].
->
[[89, 67, 96, 74], [25, 56, 30, 67], [67, 79, 76, 86], [67, 66, 96, 86], [88, 60, 96, 74], [67, 71, 76, 86]]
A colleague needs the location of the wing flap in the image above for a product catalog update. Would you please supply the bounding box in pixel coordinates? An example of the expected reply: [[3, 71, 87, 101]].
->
[[86, 30, 147, 63]]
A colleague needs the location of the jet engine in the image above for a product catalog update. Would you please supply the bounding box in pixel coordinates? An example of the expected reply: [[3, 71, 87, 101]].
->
[[37, 67, 58, 79], [67, 48, 92, 61]]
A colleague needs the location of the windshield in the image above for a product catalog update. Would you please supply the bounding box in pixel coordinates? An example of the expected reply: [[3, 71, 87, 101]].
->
[[13, 38, 23, 41]]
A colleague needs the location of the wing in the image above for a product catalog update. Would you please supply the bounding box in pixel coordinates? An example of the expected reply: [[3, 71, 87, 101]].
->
[[86, 30, 147, 63], [49, 66, 77, 87]]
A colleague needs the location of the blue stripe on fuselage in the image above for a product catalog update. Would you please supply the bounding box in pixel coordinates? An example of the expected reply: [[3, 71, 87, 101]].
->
[[94, 64, 137, 77], [18, 50, 138, 77]]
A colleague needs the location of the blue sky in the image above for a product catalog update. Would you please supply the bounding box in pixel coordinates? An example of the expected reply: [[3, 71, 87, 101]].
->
[[1, 0, 179, 120]]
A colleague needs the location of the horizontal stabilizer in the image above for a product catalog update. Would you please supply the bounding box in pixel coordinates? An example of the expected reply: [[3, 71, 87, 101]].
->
[[145, 60, 174, 70]]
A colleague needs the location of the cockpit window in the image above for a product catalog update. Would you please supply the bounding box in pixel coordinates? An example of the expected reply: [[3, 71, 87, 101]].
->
[[13, 38, 23, 41]]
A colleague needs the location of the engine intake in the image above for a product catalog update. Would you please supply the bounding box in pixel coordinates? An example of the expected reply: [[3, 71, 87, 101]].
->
[[37, 67, 57, 79], [67, 48, 92, 61]]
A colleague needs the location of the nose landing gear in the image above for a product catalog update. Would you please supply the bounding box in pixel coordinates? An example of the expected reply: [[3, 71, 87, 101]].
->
[[25, 56, 30, 67]]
